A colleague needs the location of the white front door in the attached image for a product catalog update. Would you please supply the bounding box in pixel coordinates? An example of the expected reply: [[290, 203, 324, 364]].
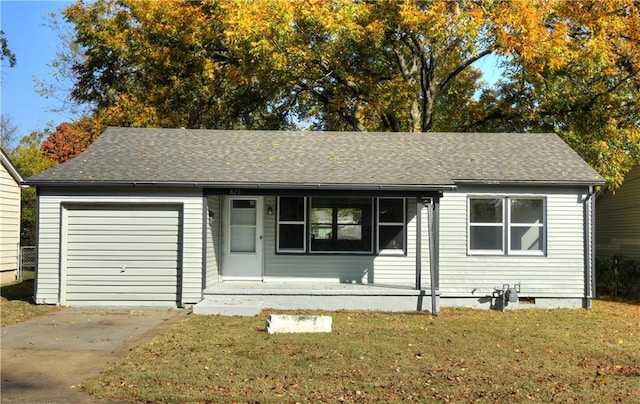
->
[[222, 197, 263, 280]]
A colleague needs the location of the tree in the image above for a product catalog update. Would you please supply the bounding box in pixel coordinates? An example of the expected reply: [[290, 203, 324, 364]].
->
[[0, 30, 16, 67], [473, 1, 640, 189], [41, 117, 105, 163], [9, 132, 58, 245], [60, 0, 287, 129], [56, 0, 640, 188], [0, 113, 19, 149]]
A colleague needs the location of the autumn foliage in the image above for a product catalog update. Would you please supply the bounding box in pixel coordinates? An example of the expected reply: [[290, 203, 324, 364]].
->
[[41, 117, 105, 163], [54, 0, 640, 188]]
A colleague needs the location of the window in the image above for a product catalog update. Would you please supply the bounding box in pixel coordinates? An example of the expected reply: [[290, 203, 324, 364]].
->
[[310, 198, 373, 252], [276, 197, 406, 254], [230, 199, 257, 252], [277, 197, 306, 252], [509, 198, 544, 253], [468, 197, 545, 255], [377, 198, 406, 254], [469, 198, 504, 252]]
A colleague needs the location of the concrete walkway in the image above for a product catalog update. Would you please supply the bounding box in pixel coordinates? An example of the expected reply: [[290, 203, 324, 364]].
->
[[1, 307, 186, 403]]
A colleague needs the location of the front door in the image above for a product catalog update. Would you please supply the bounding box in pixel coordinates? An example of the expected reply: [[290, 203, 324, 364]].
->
[[222, 197, 263, 280]]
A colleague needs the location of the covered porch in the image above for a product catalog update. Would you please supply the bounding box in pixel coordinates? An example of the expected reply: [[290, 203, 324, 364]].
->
[[200, 188, 443, 315]]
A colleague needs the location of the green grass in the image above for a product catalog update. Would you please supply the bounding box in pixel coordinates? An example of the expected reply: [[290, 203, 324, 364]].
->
[[83, 300, 640, 402], [0, 277, 60, 326]]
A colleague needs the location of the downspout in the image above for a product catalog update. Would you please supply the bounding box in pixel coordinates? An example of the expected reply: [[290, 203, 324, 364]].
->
[[583, 186, 596, 309], [201, 195, 208, 302], [590, 186, 597, 308], [428, 197, 440, 316], [416, 199, 422, 290]]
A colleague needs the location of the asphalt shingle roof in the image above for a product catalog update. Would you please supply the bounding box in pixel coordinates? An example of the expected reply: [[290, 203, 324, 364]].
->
[[27, 127, 604, 189]]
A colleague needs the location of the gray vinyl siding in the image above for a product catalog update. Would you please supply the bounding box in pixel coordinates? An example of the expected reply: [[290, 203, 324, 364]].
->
[[205, 196, 221, 287], [35, 188, 204, 305], [262, 197, 430, 288], [596, 165, 640, 260], [439, 186, 589, 298]]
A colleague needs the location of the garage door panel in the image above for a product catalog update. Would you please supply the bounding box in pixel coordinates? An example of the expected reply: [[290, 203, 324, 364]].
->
[[66, 284, 179, 294], [68, 207, 180, 217], [67, 236, 179, 245], [67, 242, 179, 252], [65, 251, 179, 259], [67, 225, 180, 234], [64, 293, 178, 302], [66, 265, 179, 275], [67, 276, 179, 283], [68, 216, 179, 226], [65, 205, 182, 305], [66, 264, 178, 272]]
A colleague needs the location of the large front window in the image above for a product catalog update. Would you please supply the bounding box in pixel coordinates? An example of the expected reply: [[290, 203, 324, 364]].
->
[[468, 196, 545, 255], [277, 197, 405, 254], [310, 198, 373, 253]]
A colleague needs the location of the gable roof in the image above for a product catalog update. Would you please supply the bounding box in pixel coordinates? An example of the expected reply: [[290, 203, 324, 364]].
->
[[1, 148, 24, 185], [27, 127, 604, 190]]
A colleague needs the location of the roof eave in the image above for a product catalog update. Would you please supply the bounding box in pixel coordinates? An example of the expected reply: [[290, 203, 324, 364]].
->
[[25, 180, 456, 192], [453, 179, 606, 187], [1, 149, 26, 185]]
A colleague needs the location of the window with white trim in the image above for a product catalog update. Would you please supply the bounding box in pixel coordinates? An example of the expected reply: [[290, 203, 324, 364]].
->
[[277, 197, 306, 252], [377, 198, 406, 254], [468, 196, 545, 255]]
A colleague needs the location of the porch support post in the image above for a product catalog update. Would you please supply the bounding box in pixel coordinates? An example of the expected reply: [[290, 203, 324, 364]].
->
[[415, 199, 423, 290], [428, 196, 440, 316]]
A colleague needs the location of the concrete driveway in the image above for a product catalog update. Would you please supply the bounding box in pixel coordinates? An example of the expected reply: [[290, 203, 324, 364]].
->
[[1, 307, 186, 403]]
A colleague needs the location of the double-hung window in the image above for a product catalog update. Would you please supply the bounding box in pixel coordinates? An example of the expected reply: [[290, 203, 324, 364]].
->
[[277, 197, 306, 252], [468, 196, 545, 255], [508, 198, 545, 254], [377, 198, 406, 254]]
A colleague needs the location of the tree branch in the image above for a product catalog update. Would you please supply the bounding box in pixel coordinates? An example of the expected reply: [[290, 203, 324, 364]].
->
[[437, 48, 494, 93]]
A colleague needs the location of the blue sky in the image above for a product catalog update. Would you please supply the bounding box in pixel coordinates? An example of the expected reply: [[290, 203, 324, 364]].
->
[[1, 0, 74, 143], [1, 1, 503, 145]]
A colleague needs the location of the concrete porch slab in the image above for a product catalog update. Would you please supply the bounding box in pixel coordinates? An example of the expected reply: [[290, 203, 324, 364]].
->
[[204, 282, 424, 296], [201, 283, 434, 313], [193, 299, 263, 316]]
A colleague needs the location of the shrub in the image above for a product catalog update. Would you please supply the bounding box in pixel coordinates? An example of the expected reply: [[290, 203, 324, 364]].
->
[[596, 256, 640, 299]]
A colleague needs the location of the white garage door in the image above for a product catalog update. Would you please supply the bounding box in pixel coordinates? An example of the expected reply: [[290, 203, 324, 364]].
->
[[64, 205, 182, 306]]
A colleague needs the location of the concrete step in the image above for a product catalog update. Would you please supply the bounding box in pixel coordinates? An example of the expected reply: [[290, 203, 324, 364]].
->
[[192, 299, 263, 316]]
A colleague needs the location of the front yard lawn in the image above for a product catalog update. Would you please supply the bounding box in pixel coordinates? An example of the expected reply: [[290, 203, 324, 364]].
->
[[0, 278, 60, 326], [83, 300, 640, 402]]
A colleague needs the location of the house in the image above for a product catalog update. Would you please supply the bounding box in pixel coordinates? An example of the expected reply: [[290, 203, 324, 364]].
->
[[1, 148, 24, 284], [595, 164, 640, 260], [26, 128, 604, 314]]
